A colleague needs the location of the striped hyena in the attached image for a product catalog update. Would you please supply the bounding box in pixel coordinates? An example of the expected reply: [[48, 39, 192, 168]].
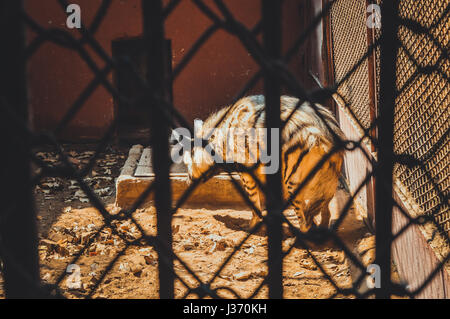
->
[[180, 95, 345, 232]]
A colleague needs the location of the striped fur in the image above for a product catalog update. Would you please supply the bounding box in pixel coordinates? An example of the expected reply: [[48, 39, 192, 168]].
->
[[183, 95, 345, 232]]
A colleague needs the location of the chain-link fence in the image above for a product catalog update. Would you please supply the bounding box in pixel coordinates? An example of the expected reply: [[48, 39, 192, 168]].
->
[[0, 0, 448, 299]]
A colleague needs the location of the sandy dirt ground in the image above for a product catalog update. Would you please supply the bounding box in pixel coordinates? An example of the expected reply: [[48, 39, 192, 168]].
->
[[0, 145, 375, 299], [32, 202, 371, 299], [37, 203, 371, 299]]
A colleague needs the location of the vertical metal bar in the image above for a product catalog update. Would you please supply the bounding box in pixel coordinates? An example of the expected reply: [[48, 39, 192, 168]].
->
[[262, 0, 283, 299], [365, 0, 379, 148], [365, 0, 379, 233], [375, 0, 399, 299], [0, 0, 41, 298], [142, 0, 174, 299], [322, 0, 338, 118]]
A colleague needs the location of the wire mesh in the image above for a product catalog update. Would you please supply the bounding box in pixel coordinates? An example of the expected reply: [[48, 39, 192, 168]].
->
[[393, 0, 449, 237], [330, 0, 372, 129], [0, 0, 448, 299]]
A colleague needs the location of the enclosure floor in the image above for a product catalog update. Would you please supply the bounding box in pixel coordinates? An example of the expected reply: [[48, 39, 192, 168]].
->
[[23, 188, 369, 299], [0, 145, 374, 299]]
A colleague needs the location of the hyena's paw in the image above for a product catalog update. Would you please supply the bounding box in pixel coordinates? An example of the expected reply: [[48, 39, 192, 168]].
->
[[317, 219, 330, 229], [248, 216, 261, 230], [248, 212, 264, 230], [317, 212, 331, 229], [298, 216, 315, 233]]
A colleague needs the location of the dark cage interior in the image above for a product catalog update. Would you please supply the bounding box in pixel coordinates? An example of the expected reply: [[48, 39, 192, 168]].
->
[[112, 38, 173, 142]]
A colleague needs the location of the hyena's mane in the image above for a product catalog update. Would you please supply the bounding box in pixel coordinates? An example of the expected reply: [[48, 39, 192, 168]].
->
[[280, 96, 345, 154], [198, 96, 265, 163], [198, 95, 345, 165]]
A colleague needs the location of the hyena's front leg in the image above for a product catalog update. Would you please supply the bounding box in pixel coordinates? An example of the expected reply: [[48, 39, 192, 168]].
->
[[292, 198, 315, 233], [240, 172, 263, 229]]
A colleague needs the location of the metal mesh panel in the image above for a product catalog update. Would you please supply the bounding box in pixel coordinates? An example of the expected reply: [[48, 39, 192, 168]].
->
[[374, 1, 382, 107], [330, 0, 371, 129], [332, 0, 450, 236], [393, 0, 450, 236]]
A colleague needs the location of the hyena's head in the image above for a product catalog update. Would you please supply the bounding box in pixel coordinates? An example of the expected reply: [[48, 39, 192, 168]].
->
[[183, 144, 215, 181], [177, 119, 222, 182]]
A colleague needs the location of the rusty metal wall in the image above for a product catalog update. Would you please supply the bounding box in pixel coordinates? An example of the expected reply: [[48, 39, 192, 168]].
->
[[25, 0, 308, 140]]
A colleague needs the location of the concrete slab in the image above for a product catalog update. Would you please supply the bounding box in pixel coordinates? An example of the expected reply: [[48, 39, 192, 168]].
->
[[115, 145, 246, 209]]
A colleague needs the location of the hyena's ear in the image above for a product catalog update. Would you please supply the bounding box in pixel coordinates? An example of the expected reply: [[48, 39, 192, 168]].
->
[[193, 119, 204, 147], [194, 118, 203, 133]]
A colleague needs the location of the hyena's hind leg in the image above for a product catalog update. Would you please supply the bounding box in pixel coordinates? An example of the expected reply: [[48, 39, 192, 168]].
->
[[317, 198, 332, 229], [292, 198, 315, 233], [240, 172, 264, 229]]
